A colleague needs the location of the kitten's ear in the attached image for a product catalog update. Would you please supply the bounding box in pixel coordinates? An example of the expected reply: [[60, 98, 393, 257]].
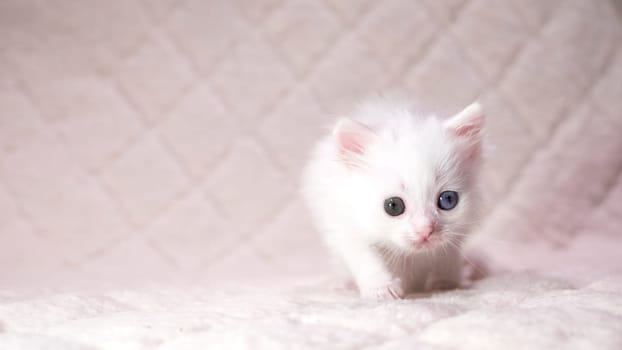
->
[[444, 102, 485, 139], [333, 118, 376, 167], [444, 102, 485, 163]]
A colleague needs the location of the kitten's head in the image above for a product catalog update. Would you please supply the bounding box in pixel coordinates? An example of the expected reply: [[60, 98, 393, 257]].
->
[[334, 102, 485, 253]]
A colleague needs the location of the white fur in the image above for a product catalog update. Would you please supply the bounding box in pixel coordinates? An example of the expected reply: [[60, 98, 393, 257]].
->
[[302, 98, 485, 299]]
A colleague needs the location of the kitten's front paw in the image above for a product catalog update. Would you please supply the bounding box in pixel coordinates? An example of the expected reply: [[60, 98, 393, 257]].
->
[[360, 278, 404, 300]]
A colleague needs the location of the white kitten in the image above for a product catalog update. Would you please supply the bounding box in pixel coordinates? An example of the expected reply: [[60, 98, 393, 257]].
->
[[302, 98, 485, 299]]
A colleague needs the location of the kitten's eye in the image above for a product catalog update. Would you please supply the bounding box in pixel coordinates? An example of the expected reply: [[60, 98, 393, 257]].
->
[[438, 191, 459, 210], [384, 197, 405, 216]]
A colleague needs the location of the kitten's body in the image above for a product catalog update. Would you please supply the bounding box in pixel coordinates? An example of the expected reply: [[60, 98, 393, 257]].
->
[[302, 99, 484, 299]]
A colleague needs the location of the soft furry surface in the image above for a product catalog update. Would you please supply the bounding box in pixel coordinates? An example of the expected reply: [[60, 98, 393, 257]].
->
[[2, 237, 621, 350], [1, 273, 621, 350]]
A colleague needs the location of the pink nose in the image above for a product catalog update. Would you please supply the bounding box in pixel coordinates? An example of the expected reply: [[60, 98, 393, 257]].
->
[[417, 224, 434, 239]]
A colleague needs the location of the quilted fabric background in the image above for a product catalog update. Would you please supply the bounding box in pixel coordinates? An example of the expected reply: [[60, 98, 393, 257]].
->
[[0, 0, 621, 285]]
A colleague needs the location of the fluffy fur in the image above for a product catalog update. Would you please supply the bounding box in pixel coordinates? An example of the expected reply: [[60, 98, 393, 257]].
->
[[302, 98, 485, 299]]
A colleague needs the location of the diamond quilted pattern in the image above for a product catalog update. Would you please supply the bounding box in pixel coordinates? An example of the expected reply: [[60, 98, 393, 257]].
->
[[452, 0, 528, 81], [159, 82, 238, 177], [118, 35, 195, 124], [483, 102, 622, 243], [592, 48, 622, 128], [582, 176, 622, 237], [357, 0, 439, 76], [210, 33, 294, 121], [479, 91, 535, 198], [324, 0, 374, 24], [0, 1, 149, 75], [501, 0, 618, 140], [256, 86, 328, 176], [54, 77, 142, 171], [264, 0, 342, 76], [77, 236, 179, 281], [0, 87, 42, 153], [0, 219, 59, 273], [148, 191, 232, 270], [141, 0, 181, 22], [309, 34, 390, 111], [421, 0, 467, 23], [167, 0, 249, 75], [543, 104, 622, 237], [507, 0, 562, 29], [101, 134, 188, 227], [1, 131, 128, 260], [248, 198, 330, 274], [0, 1, 51, 49], [0, 0, 621, 280], [204, 139, 291, 234], [0, 182, 16, 231], [45, 2, 150, 73], [544, 1, 618, 87], [17, 70, 111, 123], [232, 0, 284, 24], [403, 36, 485, 114]]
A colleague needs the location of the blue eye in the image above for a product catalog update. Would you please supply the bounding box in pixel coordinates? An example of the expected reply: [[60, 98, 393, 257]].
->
[[384, 197, 405, 216], [438, 191, 459, 210]]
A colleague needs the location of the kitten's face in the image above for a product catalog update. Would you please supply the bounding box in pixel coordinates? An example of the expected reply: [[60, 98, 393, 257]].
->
[[335, 103, 484, 253], [362, 141, 476, 253]]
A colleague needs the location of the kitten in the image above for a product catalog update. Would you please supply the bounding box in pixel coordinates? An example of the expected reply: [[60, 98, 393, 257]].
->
[[302, 98, 485, 299]]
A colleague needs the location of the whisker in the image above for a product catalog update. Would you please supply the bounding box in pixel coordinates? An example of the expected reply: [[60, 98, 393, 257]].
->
[[445, 238, 488, 279]]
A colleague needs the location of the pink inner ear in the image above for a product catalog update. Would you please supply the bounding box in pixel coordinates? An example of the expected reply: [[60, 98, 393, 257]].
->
[[338, 131, 366, 156], [448, 117, 484, 165], [453, 117, 483, 138], [334, 119, 375, 167]]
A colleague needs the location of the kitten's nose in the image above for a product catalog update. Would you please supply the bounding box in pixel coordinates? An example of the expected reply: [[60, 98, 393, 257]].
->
[[417, 224, 434, 239], [413, 219, 437, 239]]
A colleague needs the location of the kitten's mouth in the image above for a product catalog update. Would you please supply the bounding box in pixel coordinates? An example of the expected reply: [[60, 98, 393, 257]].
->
[[411, 236, 442, 250]]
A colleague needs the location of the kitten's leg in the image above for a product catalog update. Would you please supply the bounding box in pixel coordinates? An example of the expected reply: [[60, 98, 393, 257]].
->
[[333, 241, 403, 300]]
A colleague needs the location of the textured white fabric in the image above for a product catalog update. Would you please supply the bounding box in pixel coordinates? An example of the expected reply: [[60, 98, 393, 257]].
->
[[2, 270, 622, 348], [2, 235, 622, 349]]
